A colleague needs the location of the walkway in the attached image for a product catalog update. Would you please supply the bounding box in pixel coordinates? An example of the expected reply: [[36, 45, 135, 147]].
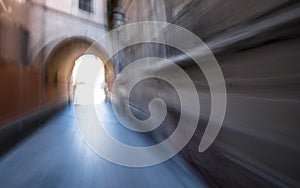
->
[[0, 102, 209, 188]]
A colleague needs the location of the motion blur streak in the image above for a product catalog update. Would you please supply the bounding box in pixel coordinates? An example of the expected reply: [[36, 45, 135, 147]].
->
[[0, 0, 300, 188]]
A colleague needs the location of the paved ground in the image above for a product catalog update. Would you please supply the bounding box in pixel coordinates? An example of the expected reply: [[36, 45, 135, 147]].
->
[[0, 102, 209, 188]]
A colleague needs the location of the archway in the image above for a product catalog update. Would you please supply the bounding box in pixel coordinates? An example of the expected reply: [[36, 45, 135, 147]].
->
[[72, 54, 106, 105], [45, 38, 114, 106]]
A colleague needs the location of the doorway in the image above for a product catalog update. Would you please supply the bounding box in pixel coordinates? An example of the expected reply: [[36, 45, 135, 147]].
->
[[71, 54, 106, 105]]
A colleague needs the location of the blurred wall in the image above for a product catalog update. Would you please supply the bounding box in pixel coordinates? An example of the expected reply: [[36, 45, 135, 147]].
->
[[0, 0, 108, 153], [113, 1, 300, 187]]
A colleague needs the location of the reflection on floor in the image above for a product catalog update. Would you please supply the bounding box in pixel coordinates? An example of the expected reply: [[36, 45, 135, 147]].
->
[[0, 102, 209, 188]]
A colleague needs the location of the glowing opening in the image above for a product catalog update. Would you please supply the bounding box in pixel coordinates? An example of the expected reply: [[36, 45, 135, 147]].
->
[[72, 54, 106, 105]]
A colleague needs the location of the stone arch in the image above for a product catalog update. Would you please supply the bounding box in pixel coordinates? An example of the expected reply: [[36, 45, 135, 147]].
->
[[44, 37, 115, 104]]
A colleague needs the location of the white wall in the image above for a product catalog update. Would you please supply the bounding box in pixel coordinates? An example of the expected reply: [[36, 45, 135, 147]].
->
[[26, 0, 108, 66], [44, 0, 107, 25]]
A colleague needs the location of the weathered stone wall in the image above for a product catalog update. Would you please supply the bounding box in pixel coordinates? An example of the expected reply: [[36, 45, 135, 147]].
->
[[114, 1, 300, 187], [0, 0, 109, 154], [0, 0, 108, 126], [165, 0, 289, 38]]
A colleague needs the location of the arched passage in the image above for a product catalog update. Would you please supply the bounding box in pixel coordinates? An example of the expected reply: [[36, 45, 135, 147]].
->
[[44, 38, 115, 106], [72, 54, 106, 105]]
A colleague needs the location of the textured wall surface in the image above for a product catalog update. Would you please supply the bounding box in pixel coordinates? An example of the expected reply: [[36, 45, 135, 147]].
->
[[114, 1, 300, 187], [0, 0, 107, 131]]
